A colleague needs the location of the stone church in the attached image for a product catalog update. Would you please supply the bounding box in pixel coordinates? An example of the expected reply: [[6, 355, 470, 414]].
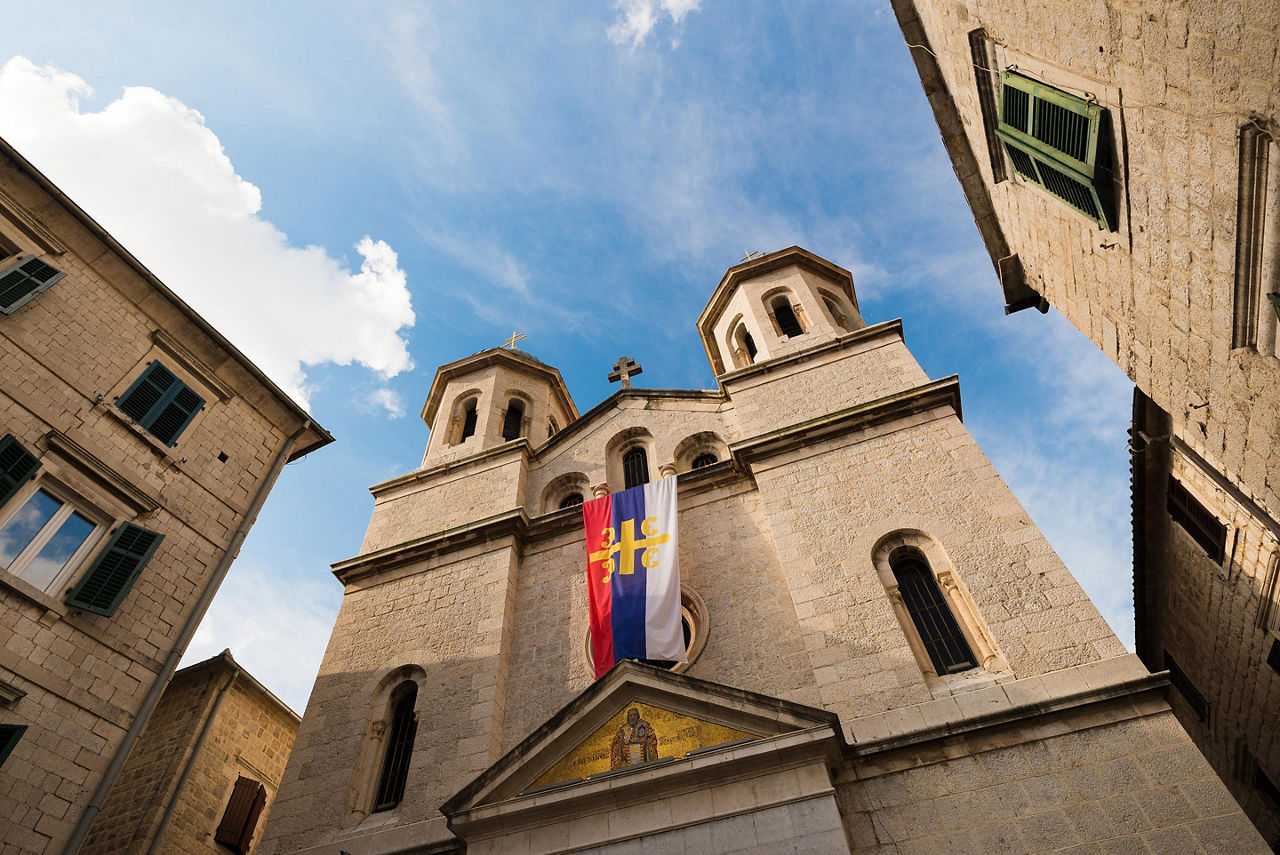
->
[[260, 247, 1266, 854]]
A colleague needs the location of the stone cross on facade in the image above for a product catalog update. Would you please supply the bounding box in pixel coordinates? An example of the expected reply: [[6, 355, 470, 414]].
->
[[607, 356, 643, 389]]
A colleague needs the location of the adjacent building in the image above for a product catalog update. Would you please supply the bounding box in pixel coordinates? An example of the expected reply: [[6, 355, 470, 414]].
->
[[0, 136, 331, 854], [79, 650, 300, 855], [260, 247, 1265, 854], [889, 0, 1280, 844]]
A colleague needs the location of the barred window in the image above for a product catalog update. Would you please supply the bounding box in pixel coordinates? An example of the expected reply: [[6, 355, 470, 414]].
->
[[622, 447, 649, 489], [691, 453, 718, 469], [559, 492, 584, 509], [1167, 476, 1227, 565], [891, 552, 977, 674], [373, 682, 418, 811]]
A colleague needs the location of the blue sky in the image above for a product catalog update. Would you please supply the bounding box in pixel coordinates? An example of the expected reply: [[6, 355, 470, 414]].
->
[[0, 1, 1135, 712]]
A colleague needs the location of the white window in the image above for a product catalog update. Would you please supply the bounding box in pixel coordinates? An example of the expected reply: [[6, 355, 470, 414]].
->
[[0, 485, 103, 593]]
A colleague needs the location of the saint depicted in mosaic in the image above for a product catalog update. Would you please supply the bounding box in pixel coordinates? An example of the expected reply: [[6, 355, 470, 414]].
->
[[609, 707, 659, 768]]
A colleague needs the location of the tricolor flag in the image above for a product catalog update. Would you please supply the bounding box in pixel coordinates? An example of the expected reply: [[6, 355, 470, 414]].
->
[[584, 476, 684, 679]]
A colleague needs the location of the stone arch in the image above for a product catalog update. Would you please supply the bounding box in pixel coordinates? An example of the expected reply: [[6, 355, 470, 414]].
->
[[499, 389, 533, 441], [871, 530, 1005, 679], [540, 471, 591, 515], [761, 285, 808, 338], [445, 388, 483, 446], [674, 431, 730, 472], [605, 427, 655, 491], [818, 288, 853, 332], [344, 664, 426, 825], [724, 313, 757, 369]]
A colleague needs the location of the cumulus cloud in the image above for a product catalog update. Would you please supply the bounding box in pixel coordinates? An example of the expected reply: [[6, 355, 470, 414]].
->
[[367, 387, 406, 419], [0, 57, 415, 406], [608, 0, 701, 48]]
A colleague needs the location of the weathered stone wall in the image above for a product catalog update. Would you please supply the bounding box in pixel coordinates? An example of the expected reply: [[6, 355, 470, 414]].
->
[[0, 143, 321, 854]]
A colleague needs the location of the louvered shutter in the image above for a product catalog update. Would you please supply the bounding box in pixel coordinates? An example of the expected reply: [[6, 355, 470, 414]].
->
[[996, 71, 1116, 230], [0, 256, 66, 314], [215, 776, 267, 854], [116, 362, 205, 446], [0, 724, 26, 767], [0, 434, 41, 508], [65, 523, 163, 616]]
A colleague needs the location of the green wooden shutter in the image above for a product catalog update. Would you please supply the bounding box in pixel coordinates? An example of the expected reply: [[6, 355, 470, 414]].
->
[[996, 71, 1116, 230], [116, 362, 205, 446], [0, 256, 66, 314], [0, 434, 41, 508], [0, 724, 26, 767], [65, 523, 163, 616]]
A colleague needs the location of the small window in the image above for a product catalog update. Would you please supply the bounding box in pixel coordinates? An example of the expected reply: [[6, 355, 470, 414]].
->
[[732, 323, 757, 366], [1259, 551, 1280, 632], [821, 294, 851, 332], [459, 399, 478, 443], [559, 492, 584, 509], [548, 416, 560, 438], [891, 552, 977, 674], [622, 447, 649, 489], [1231, 124, 1279, 356], [373, 682, 418, 811], [501, 399, 525, 441], [1166, 476, 1227, 564], [691, 453, 718, 469], [0, 487, 101, 592], [996, 71, 1116, 230], [0, 724, 26, 767], [1165, 651, 1210, 724], [65, 523, 164, 616], [214, 776, 267, 855], [116, 362, 205, 447], [771, 297, 804, 338], [0, 255, 66, 314]]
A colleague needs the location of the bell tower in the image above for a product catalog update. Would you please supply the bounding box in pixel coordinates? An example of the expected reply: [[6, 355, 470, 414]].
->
[[697, 246, 865, 375], [419, 347, 577, 468]]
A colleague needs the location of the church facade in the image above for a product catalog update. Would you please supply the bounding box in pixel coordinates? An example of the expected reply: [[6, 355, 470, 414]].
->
[[261, 247, 1265, 853]]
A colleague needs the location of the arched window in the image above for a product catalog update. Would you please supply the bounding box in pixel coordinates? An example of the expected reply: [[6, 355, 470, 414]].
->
[[459, 398, 478, 443], [623, 447, 649, 489], [891, 552, 976, 674], [771, 296, 804, 337], [373, 682, 418, 812], [586, 587, 709, 675], [547, 416, 559, 438], [691, 452, 718, 469], [501, 399, 525, 441], [732, 323, 757, 366], [821, 293, 851, 332], [559, 492, 584, 509]]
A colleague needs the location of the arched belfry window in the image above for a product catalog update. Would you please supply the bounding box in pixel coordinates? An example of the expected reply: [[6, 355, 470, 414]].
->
[[459, 398, 478, 442], [771, 296, 804, 338], [891, 551, 977, 674], [821, 292, 851, 332], [623, 447, 649, 489], [373, 682, 418, 812], [501, 399, 525, 441]]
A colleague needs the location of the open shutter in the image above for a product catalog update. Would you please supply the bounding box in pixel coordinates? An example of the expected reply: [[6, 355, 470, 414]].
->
[[0, 434, 41, 508], [996, 71, 1116, 230], [116, 362, 205, 446], [215, 777, 268, 854], [0, 724, 26, 767], [0, 256, 66, 314], [65, 523, 163, 616]]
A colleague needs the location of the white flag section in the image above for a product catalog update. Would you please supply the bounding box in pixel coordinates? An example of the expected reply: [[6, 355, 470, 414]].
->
[[641, 476, 684, 662]]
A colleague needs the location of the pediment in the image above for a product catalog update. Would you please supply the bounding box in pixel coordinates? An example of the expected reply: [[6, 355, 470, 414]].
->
[[442, 661, 840, 818]]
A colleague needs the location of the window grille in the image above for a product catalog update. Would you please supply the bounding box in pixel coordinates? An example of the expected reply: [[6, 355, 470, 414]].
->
[[1166, 477, 1227, 565], [559, 492, 584, 509], [1164, 651, 1210, 723], [996, 71, 1116, 230], [691, 453, 718, 469], [501, 400, 524, 441], [622, 447, 649, 489], [374, 684, 418, 811], [891, 554, 976, 674]]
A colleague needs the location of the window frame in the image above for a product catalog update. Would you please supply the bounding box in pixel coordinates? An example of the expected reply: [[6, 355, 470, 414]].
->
[[114, 361, 206, 448], [1166, 475, 1228, 565], [0, 478, 109, 596]]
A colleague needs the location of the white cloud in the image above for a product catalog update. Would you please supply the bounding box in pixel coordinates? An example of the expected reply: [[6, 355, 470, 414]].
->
[[184, 565, 341, 713], [0, 57, 415, 407], [608, 0, 702, 48], [368, 387, 406, 419]]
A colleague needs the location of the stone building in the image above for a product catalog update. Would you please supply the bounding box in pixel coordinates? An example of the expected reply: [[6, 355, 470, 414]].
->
[[889, 0, 1280, 843], [78, 650, 300, 855], [0, 136, 331, 855], [261, 247, 1266, 854]]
